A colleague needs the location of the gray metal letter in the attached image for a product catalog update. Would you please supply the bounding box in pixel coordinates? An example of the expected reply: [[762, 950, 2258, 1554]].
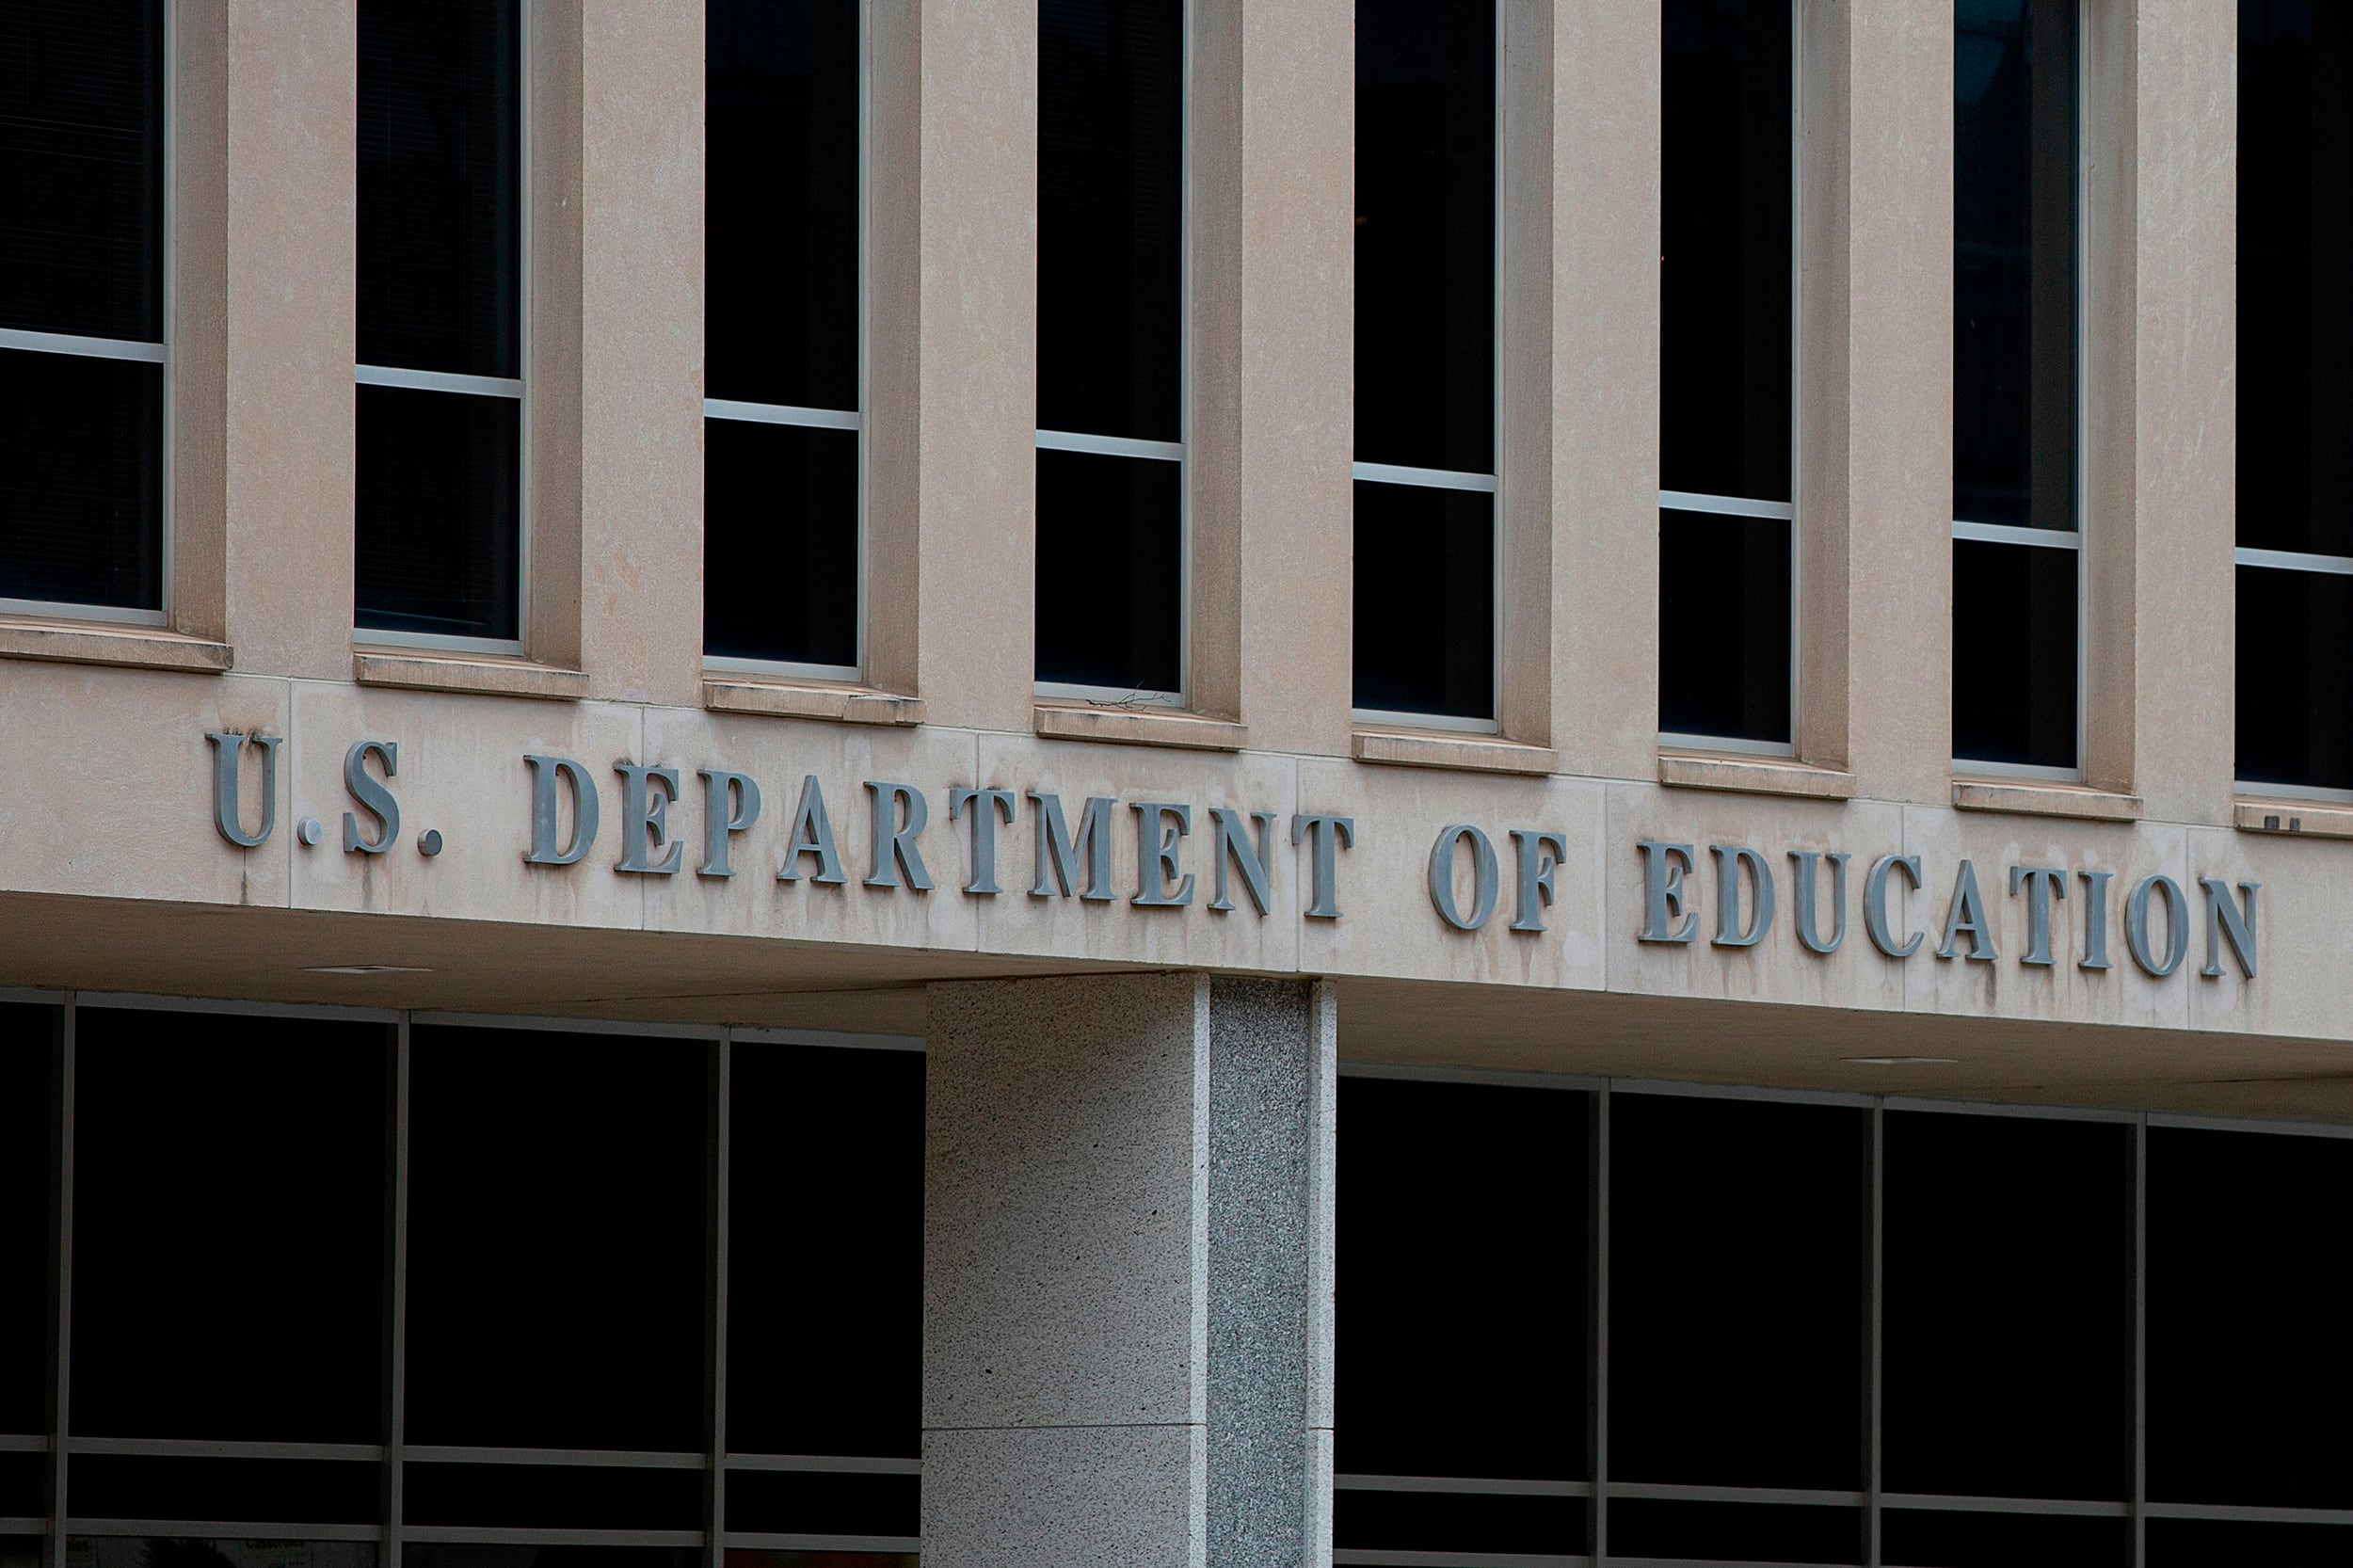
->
[[1789, 850, 1849, 955], [1936, 858, 1998, 962], [2080, 869, 2114, 969], [698, 769, 762, 879], [1030, 792, 1116, 900], [1509, 829, 1569, 934], [616, 763, 683, 875], [1289, 813, 1356, 920], [863, 780, 934, 891], [2126, 873, 2189, 977], [1637, 840, 1699, 944], [950, 788, 1018, 896], [1711, 844, 1775, 948], [1132, 802, 1195, 907], [1428, 824, 1500, 932], [2199, 877, 2260, 980], [1864, 854, 1924, 958], [777, 775, 846, 885], [1209, 808, 1277, 915], [2008, 865, 2067, 967], [523, 754, 599, 866], [206, 731, 281, 850], [341, 740, 399, 854]]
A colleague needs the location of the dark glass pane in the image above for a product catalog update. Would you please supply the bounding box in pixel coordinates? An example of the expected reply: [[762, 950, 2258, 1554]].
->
[[409, 1546, 696, 1568], [1337, 1079, 1587, 1481], [1661, 0, 1793, 503], [404, 1464, 701, 1530], [1609, 1499, 1861, 1565], [728, 1044, 921, 1460], [1033, 446, 1183, 693], [1954, 0, 2078, 531], [405, 1027, 707, 1453], [1883, 1111, 2130, 1502], [2235, 563, 2353, 792], [355, 383, 520, 641], [705, 419, 859, 668], [70, 1008, 387, 1444], [0, 347, 161, 612], [707, 0, 860, 410], [1610, 1095, 1865, 1490], [0, 1004, 56, 1438], [69, 1542, 377, 1568], [0, 1450, 39, 1516], [1353, 480, 1494, 719], [1881, 1510, 2127, 1567], [2150, 1518, 2353, 1567], [0, 0, 164, 341], [1658, 508, 1792, 743], [358, 0, 520, 377], [1356, 0, 1496, 475], [722, 1468, 919, 1537], [2149, 1128, 2353, 1509], [2238, 1, 2353, 558], [1037, 0, 1181, 442], [1952, 537, 2076, 769], [1330, 1488, 1584, 1557], [66, 1455, 378, 1526]]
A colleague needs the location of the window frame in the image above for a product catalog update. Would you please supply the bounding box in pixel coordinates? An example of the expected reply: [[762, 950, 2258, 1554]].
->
[[2233, 547, 2353, 806], [1031, 0, 1194, 712], [701, 0, 872, 688], [352, 0, 532, 661], [1348, 2, 1506, 738], [1948, 0, 2089, 786], [0, 0, 173, 632], [1655, 0, 1802, 761]]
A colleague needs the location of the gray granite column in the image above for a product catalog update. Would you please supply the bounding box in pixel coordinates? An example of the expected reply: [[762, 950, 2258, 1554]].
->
[[922, 973, 1337, 1568]]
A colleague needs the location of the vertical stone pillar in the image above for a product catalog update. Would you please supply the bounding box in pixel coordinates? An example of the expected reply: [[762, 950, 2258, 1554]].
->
[[923, 973, 1337, 1568]]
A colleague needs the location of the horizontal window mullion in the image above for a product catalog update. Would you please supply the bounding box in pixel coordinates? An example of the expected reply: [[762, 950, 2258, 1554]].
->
[[1354, 460, 1497, 494], [1658, 488, 1793, 520], [1951, 520, 2080, 550], [399, 1443, 706, 1469], [1035, 428, 1184, 462], [356, 363, 523, 399], [2144, 1500, 2353, 1528], [1657, 731, 1797, 760], [0, 327, 165, 364], [62, 1435, 383, 1463], [2235, 545, 2353, 576], [723, 1452, 920, 1475], [1880, 1492, 2129, 1517], [1605, 1480, 1865, 1508], [705, 397, 859, 431], [718, 1533, 924, 1555], [397, 1527, 705, 1549], [1335, 1473, 1591, 1497], [61, 1521, 384, 1543]]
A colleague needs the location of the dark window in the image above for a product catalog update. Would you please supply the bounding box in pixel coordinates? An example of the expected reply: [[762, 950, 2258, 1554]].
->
[[1354, 0, 1496, 720], [1035, 0, 1185, 696], [2237, 1, 2353, 792], [1952, 0, 2079, 770], [1336, 1077, 1587, 1560], [2149, 1127, 2353, 1512], [356, 0, 523, 643], [1610, 1094, 1866, 1493], [728, 1043, 923, 1461], [706, 0, 863, 672], [404, 1026, 707, 1455], [0, 1004, 57, 1441], [0, 0, 166, 615], [1882, 1110, 2130, 1505], [1658, 0, 1794, 747], [69, 1008, 388, 1448]]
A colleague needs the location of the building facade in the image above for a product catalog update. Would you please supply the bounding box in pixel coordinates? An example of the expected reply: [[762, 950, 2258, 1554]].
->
[[0, 1, 2347, 1565]]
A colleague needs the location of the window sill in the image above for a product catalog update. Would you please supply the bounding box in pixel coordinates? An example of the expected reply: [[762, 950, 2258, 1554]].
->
[[354, 649, 588, 702], [1353, 728, 1556, 776], [1033, 703, 1245, 751], [705, 677, 925, 727], [1659, 752, 1855, 800], [0, 618, 232, 675], [1951, 778, 2142, 822], [2235, 799, 2353, 840]]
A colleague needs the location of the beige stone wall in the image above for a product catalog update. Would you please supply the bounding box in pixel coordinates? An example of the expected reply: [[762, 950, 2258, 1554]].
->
[[4, 2, 2338, 1108]]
